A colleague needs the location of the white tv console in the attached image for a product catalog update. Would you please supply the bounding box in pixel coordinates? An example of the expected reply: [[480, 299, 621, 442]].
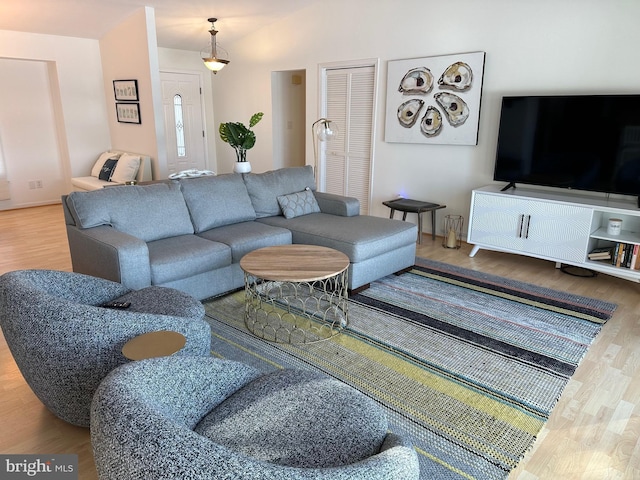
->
[[467, 184, 640, 282]]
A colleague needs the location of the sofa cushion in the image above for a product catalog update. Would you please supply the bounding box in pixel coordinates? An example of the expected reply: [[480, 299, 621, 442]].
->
[[194, 369, 388, 468], [242, 166, 316, 218], [180, 174, 256, 232], [71, 176, 112, 191], [258, 213, 417, 263], [277, 188, 321, 219], [146, 235, 231, 284], [66, 183, 194, 243], [198, 221, 291, 263], [108, 286, 205, 320]]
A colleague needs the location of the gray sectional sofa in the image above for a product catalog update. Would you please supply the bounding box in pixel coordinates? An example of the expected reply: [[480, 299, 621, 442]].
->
[[62, 166, 417, 301]]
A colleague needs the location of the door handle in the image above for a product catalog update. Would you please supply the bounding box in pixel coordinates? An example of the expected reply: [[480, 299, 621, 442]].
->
[[518, 214, 524, 238]]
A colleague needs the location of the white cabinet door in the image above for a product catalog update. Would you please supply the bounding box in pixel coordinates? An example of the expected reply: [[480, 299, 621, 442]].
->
[[470, 191, 591, 263]]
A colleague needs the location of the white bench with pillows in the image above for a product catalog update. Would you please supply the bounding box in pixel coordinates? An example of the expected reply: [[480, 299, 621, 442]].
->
[[70, 151, 153, 191]]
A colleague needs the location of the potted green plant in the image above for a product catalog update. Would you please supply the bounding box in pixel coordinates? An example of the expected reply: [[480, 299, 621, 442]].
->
[[219, 112, 264, 173]]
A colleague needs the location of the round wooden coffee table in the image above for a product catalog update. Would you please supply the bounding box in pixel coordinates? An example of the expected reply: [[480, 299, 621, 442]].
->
[[240, 245, 350, 344]]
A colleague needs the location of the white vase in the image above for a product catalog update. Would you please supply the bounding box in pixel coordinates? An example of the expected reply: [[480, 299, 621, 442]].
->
[[233, 161, 251, 174]]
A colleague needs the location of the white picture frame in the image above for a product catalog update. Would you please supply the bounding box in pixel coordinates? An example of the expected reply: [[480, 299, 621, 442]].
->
[[384, 51, 486, 146]]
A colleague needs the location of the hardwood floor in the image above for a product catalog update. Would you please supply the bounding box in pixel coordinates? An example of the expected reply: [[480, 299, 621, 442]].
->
[[1, 204, 639, 479]]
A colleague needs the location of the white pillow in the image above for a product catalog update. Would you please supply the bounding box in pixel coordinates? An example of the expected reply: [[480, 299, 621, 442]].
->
[[111, 153, 141, 183], [91, 151, 121, 178]]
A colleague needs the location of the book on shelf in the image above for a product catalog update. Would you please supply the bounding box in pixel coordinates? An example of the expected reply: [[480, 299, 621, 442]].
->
[[588, 255, 611, 261], [616, 243, 625, 267], [622, 243, 630, 268], [597, 242, 640, 269], [588, 246, 612, 260], [631, 244, 639, 270], [626, 244, 634, 268]]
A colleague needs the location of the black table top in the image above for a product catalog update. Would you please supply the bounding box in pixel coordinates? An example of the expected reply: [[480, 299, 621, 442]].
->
[[382, 198, 445, 212]]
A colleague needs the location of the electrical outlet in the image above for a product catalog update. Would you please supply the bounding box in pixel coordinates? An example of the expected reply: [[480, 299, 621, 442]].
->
[[28, 180, 43, 189], [36, 180, 43, 189]]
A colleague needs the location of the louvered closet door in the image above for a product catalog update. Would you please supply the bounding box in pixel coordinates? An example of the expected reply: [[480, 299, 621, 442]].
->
[[323, 66, 375, 214]]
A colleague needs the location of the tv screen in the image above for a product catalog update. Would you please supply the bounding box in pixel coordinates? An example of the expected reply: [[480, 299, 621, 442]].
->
[[493, 94, 640, 197]]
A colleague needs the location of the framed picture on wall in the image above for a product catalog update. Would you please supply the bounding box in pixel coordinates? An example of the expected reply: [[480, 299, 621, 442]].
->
[[115, 103, 141, 124], [384, 51, 486, 146], [113, 79, 139, 101]]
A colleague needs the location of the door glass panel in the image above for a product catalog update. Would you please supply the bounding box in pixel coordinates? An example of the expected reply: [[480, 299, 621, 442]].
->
[[173, 94, 186, 157]]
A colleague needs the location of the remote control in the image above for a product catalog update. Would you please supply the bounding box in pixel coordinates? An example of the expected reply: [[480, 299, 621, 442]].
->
[[102, 301, 131, 309]]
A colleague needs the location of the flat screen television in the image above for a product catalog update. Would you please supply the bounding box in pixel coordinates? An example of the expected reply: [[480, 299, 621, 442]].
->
[[493, 94, 640, 200]]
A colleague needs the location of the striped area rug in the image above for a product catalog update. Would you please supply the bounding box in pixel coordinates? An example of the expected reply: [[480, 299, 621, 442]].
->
[[203, 258, 616, 479]]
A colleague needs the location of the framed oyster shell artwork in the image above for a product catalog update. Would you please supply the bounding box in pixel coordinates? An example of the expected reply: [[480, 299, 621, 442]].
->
[[384, 51, 485, 145]]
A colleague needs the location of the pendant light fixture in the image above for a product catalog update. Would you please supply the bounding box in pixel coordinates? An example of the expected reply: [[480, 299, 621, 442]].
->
[[201, 18, 229, 74]]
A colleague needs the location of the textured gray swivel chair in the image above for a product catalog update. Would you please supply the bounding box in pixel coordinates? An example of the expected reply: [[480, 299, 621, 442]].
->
[[0, 269, 211, 427], [91, 356, 420, 480]]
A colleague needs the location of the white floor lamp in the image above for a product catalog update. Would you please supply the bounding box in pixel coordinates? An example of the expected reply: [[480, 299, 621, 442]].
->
[[311, 118, 339, 188]]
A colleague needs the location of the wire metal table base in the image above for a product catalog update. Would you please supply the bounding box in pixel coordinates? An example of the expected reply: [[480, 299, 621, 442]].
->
[[243, 271, 349, 344]]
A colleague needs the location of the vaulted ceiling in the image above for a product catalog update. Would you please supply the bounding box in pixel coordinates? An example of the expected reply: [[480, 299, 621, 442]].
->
[[0, 0, 316, 51]]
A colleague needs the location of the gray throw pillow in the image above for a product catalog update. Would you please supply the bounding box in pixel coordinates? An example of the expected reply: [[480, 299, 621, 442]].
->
[[276, 189, 320, 219], [242, 166, 317, 218]]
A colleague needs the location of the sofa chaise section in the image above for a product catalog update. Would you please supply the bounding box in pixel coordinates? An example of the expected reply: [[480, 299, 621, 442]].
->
[[242, 166, 417, 290], [258, 213, 416, 290]]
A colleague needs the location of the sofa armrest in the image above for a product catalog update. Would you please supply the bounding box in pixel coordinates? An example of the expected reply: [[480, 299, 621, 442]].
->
[[65, 225, 152, 290], [313, 191, 360, 217]]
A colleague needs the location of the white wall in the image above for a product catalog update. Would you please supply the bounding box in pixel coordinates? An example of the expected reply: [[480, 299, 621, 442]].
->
[[0, 8, 166, 202], [0, 30, 110, 196], [0, 59, 66, 208], [1, 0, 638, 221], [100, 7, 164, 178], [271, 70, 306, 170], [0, 10, 212, 204], [211, 0, 640, 233]]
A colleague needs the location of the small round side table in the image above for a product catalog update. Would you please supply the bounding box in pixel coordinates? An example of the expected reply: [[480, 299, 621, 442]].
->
[[121, 330, 186, 361]]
